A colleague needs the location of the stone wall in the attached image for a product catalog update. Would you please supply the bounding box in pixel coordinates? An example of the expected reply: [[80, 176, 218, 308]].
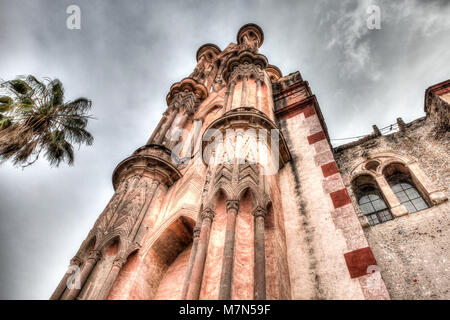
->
[[275, 73, 389, 300], [334, 113, 450, 299]]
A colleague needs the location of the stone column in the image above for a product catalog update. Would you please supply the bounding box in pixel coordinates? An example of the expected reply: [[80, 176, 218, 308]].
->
[[50, 256, 82, 300], [226, 81, 236, 112], [218, 200, 239, 300], [96, 256, 127, 300], [147, 115, 167, 145], [241, 76, 248, 107], [223, 88, 231, 112], [155, 110, 177, 145], [186, 208, 215, 300], [253, 206, 266, 300], [375, 175, 407, 217], [181, 226, 201, 299], [65, 250, 102, 300], [256, 79, 262, 111], [167, 111, 190, 150]]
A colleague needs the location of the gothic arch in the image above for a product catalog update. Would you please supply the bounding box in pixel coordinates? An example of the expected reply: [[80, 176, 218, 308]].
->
[[95, 231, 123, 253], [350, 152, 413, 178], [351, 173, 379, 189], [78, 234, 97, 257], [205, 184, 234, 208], [236, 183, 264, 208], [143, 215, 195, 299], [379, 159, 409, 176], [141, 209, 197, 257], [350, 152, 447, 227]]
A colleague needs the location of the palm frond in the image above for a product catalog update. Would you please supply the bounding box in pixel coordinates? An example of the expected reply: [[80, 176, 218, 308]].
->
[[1, 79, 33, 96], [44, 131, 74, 166], [0, 115, 13, 130], [26, 75, 46, 96], [47, 79, 64, 107], [12, 139, 39, 165], [16, 96, 34, 113], [64, 126, 94, 145], [64, 98, 92, 114], [0, 96, 14, 113]]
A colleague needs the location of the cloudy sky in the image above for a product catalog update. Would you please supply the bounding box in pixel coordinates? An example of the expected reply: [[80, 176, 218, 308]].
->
[[0, 0, 449, 299]]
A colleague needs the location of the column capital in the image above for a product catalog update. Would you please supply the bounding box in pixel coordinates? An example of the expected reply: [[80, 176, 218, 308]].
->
[[151, 179, 161, 189], [112, 257, 127, 268], [226, 200, 239, 213], [193, 226, 201, 239], [201, 207, 215, 221], [70, 256, 83, 267], [87, 250, 102, 262], [252, 206, 267, 219]]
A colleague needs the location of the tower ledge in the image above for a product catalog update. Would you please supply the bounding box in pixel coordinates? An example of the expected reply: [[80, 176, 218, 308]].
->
[[196, 43, 221, 62], [166, 78, 208, 106], [112, 144, 182, 190], [201, 107, 291, 167]]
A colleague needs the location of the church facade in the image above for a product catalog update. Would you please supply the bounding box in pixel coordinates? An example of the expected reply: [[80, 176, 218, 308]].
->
[[51, 24, 450, 300]]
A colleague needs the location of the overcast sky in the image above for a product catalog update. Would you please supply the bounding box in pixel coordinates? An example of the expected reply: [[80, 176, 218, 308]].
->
[[0, 0, 449, 299]]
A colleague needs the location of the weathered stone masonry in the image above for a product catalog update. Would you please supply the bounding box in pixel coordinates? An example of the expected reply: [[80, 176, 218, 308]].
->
[[51, 24, 449, 300]]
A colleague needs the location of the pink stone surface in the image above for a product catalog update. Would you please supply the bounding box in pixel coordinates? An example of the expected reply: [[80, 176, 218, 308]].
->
[[199, 195, 226, 299], [232, 194, 254, 300], [154, 244, 192, 299]]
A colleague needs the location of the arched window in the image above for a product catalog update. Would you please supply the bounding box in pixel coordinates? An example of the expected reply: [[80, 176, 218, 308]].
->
[[351, 154, 446, 228], [356, 185, 393, 226], [388, 174, 429, 213]]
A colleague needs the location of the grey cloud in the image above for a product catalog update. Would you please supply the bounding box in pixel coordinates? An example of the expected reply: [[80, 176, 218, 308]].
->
[[0, 0, 449, 299]]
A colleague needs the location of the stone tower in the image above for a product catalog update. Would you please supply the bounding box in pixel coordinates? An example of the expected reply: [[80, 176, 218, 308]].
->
[[52, 23, 450, 300]]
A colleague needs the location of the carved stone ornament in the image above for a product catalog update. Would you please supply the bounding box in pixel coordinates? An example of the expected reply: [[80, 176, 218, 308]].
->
[[229, 62, 265, 84], [201, 207, 215, 221], [168, 90, 198, 115], [236, 23, 264, 51], [193, 226, 201, 239], [88, 250, 102, 261], [252, 206, 267, 219], [70, 256, 83, 266], [113, 257, 127, 268], [166, 78, 208, 111], [223, 51, 268, 83], [226, 200, 240, 213]]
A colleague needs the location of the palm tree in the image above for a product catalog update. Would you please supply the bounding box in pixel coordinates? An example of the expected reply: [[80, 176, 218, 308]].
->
[[0, 75, 93, 167]]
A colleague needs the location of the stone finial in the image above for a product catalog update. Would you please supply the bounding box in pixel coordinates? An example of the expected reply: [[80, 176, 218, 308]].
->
[[196, 43, 221, 62], [372, 125, 381, 136], [237, 23, 264, 49], [266, 64, 282, 82], [396, 117, 406, 132]]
